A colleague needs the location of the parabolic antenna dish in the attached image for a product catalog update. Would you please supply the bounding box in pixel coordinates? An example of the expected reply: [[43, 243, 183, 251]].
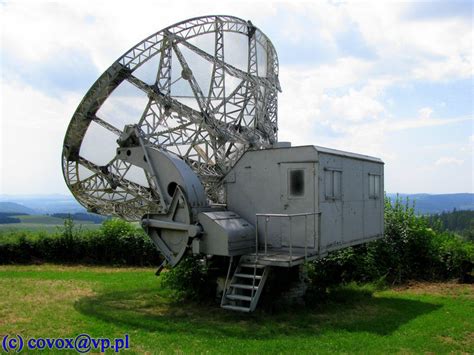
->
[[62, 15, 280, 220]]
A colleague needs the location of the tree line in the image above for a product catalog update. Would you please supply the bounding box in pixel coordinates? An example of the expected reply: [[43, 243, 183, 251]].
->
[[425, 209, 474, 242]]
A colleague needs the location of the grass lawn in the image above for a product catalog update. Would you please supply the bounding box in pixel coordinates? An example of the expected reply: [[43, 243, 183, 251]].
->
[[0, 264, 473, 354]]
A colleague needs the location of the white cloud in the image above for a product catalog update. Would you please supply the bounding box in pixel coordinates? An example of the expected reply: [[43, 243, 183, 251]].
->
[[278, 57, 376, 145], [279, 57, 471, 164], [435, 157, 464, 166], [275, 1, 351, 49], [274, 1, 472, 82], [348, 3, 470, 54], [412, 55, 473, 82], [418, 107, 433, 119], [1, 0, 472, 194], [320, 82, 387, 123], [0, 0, 280, 73], [1, 79, 81, 194]]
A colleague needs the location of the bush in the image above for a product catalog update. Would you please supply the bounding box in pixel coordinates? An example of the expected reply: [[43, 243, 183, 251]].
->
[[431, 231, 474, 281], [0, 218, 161, 266], [161, 255, 215, 302], [305, 195, 474, 298]]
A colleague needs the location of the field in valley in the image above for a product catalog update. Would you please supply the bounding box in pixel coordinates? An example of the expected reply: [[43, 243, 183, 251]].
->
[[0, 215, 101, 233]]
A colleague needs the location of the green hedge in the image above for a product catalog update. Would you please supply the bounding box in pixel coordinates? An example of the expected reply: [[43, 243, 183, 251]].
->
[[0, 219, 161, 266], [305, 196, 474, 300], [1, 197, 473, 297]]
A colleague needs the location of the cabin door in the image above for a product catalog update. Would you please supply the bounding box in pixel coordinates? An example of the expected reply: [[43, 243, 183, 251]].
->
[[279, 162, 316, 249]]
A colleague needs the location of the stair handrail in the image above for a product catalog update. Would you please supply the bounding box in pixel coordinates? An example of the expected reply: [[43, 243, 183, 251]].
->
[[250, 264, 257, 300], [221, 256, 234, 307], [255, 212, 321, 264]]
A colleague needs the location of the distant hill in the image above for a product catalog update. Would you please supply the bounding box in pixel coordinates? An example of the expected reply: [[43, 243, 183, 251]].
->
[[0, 202, 37, 214], [0, 212, 29, 224], [1, 193, 472, 216], [0, 194, 86, 214], [387, 193, 474, 214], [0, 195, 107, 227]]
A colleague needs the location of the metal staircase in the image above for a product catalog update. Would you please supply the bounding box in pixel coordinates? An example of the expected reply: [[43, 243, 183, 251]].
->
[[221, 257, 270, 312]]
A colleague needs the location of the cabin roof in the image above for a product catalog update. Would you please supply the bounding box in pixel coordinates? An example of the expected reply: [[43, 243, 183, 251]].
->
[[313, 145, 384, 164]]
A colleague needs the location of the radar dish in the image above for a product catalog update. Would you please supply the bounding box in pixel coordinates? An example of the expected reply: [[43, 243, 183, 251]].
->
[[62, 15, 280, 220]]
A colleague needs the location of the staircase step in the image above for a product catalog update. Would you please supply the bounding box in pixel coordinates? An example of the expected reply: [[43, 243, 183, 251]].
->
[[221, 304, 251, 312], [240, 263, 265, 269], [230, 283, 258, 290], [226, 294, 252, 302], [234, 273, 262, 280], [221, 258, 270, 312]]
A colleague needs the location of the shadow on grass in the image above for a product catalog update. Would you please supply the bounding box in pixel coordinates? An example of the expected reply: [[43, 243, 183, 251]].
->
[[75, 286, 441, 339]]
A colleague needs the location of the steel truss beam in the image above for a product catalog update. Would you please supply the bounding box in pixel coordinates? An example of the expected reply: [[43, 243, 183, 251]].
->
[[62, 15, 280, 219]]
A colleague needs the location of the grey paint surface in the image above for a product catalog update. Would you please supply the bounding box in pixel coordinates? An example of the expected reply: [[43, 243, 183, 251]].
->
[[194, 211, 256, 256], [225, 145, 384, 260], [279, 162, 317, 249]]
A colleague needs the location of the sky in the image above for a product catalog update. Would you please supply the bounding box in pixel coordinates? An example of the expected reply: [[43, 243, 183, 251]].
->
[[0, 0, 472, 195]]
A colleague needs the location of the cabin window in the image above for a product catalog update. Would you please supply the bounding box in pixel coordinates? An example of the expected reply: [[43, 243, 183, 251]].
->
[[369, 174, 381, 199], [289, 169, 305, 197], [325, 169, 342, 200]]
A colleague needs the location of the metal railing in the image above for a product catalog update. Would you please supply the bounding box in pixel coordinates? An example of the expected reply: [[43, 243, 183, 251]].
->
[[254, 212, 321, 264]]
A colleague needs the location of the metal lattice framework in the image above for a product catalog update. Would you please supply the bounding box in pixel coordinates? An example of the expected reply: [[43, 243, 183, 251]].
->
[[62, 15, 280, 219]]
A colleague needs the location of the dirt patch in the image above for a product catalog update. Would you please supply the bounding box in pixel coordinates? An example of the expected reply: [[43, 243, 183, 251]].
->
[[438, 335, 457, 345], [393, 281, 474, 298], [0, 315, 30, 327], [461, 332, 474, 348], [438, 331, 474, 350], [21, 279, 95, 303]]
